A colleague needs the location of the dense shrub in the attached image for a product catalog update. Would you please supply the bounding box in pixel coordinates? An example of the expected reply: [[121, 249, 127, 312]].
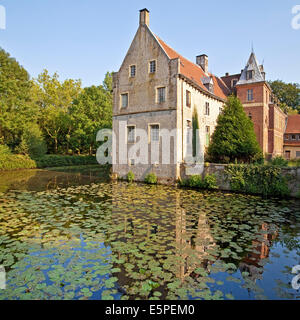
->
[[127, 171, 135, 183], [34, 155, 97, 168], [225, 164, 290, 198], [145, 173, 157, 185], [0, 145, 12, 156], [180, 174, 218, 190], [270, 156, 288, 167], [0, 155, 37, 170]]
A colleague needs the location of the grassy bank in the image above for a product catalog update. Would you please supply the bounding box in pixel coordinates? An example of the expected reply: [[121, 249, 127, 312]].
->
[[0, 154, 98, 171]]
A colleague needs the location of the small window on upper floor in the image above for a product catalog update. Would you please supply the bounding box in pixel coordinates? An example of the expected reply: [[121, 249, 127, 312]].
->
[[205, 102, 210, 116], [157, 87, 166, 103], [249, 113, 252, 120], [284, 134, 289, 141], [292, 135, 296, 141], [149, 60, 156, 73], [130, 65, 136, 77], [247, 89, 253, 102], [231, 79, 238, 88], [186, 90, 191, 107], [121, 93, 128, 108], [246, 70, 253, 80]]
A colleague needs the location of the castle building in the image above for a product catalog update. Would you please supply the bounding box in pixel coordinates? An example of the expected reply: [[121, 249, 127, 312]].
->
[[283, 115, 300, 159], [112, 9, 296, 182]]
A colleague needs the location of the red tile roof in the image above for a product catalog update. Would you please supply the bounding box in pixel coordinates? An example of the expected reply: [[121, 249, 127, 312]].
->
[[286, 115, 300, 134], [156, 36, 231, 100]]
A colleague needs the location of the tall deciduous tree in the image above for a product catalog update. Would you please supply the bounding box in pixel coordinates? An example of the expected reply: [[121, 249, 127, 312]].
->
[[207, 95, 262, 163], [0, 48, 37, 148], [269, 80, 300, 113]]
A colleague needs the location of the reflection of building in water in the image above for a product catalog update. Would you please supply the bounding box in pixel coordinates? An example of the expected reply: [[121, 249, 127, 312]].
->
[[175, 191, 215, 280], [239, 223, 278, 282]]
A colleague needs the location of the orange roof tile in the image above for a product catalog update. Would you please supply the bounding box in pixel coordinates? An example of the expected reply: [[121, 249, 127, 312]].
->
[[156, 36, 231, 100], [286, 115, 300, 134]]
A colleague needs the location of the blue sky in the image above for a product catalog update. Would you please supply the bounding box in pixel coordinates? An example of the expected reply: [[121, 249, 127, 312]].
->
[[0, 0, 299, 87]]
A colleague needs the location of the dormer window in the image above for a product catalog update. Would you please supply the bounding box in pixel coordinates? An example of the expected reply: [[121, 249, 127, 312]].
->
[[246, 70, 253, 80], [208, 83, 214, 93]]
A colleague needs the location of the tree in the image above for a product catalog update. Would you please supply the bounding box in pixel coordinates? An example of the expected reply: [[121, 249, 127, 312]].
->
[[70, 72, 113, 154], [269, 80, 300, 113], [32, 70, 82, 153], [207, 95, 262, 163], [0, 48, 37, 149]]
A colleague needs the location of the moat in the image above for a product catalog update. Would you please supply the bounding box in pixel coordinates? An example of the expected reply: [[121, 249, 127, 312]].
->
[[0, 167, 299, 300]]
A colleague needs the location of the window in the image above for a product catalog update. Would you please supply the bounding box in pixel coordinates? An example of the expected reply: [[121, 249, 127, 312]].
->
[[285, 150, 291, 160], [205, 102, 210, 116], [150, 124, 160, 142], [249, 113, 252, 120], [121, 93, 128, 108], [231, 79, 238, 88], [292, 135, 296, 140], [205, 126, 210, 147], [129, 159, 135, 166], [296, 151, 300, 158], [247, 89, 253, 101], [149, 60, 156, 73], [130, 65, 136, 77], [284, 135, 289, 141], [127, 126, 135, 143], [157, 87, 166, 103], [246, 70, 253, 80], [186, 90, 191, 107], [219, 107, 223, 114], [186, 120, 192, 144]]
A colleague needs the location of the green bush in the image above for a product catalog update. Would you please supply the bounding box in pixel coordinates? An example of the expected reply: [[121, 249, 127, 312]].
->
[[270, 156, 288, 167], [225, 164, 290, 198], [34, 155, 97, 168], [203, 174, 218, 190], [0, 155, 37, 170], [189, 175, 204, 188], [0, 145, 12, 157], [145, 173, 157, 185], [127, 171, 135, 183]]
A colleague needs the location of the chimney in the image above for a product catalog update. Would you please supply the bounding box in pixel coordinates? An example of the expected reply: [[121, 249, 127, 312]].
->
[[139, 8, 150, 26], [196, 54, 208, 74], [259, 65, 266, 80], [225, 72, 229, 77]]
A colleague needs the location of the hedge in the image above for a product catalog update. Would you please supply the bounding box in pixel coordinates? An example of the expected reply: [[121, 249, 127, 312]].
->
[[0, 155, 37, 170]]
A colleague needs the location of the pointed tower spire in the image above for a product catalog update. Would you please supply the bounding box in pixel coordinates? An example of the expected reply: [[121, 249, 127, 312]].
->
[[236, 50, 265, 85]]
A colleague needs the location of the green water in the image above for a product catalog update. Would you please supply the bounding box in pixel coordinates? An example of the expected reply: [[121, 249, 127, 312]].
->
[[0, 168, 299, 300]]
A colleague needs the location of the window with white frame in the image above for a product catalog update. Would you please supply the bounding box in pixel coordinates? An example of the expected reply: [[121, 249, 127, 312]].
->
[[130, 65, 136, 77], [157, 87, 166, 103], [127, 126, 135, 143], [247, 89, 253, 101], [150, 124, 160, 142], [149, 60, 156, 73], [205, 102, 210, 116], [121, 93, 128, 108]]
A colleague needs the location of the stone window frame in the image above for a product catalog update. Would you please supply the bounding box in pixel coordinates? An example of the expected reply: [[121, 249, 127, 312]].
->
[[156, 86, 167, 104], [129, 65, 136, 78], [186, 90, 191, 108], [148, 123, 160, 144], [204, 102, 210, 116], [149, 60, 157, 74], [126, 125, 136, 144], [120, 92, 129, 109]]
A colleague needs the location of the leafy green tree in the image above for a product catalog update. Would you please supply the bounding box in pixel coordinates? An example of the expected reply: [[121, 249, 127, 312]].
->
[[32, 70, 82, 153], [17, 124, 47, 158], [70, 72, 113, 154], [269, 80, 300, 113], [207, 95, 262, 163], [0, 48, 37, 149]]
